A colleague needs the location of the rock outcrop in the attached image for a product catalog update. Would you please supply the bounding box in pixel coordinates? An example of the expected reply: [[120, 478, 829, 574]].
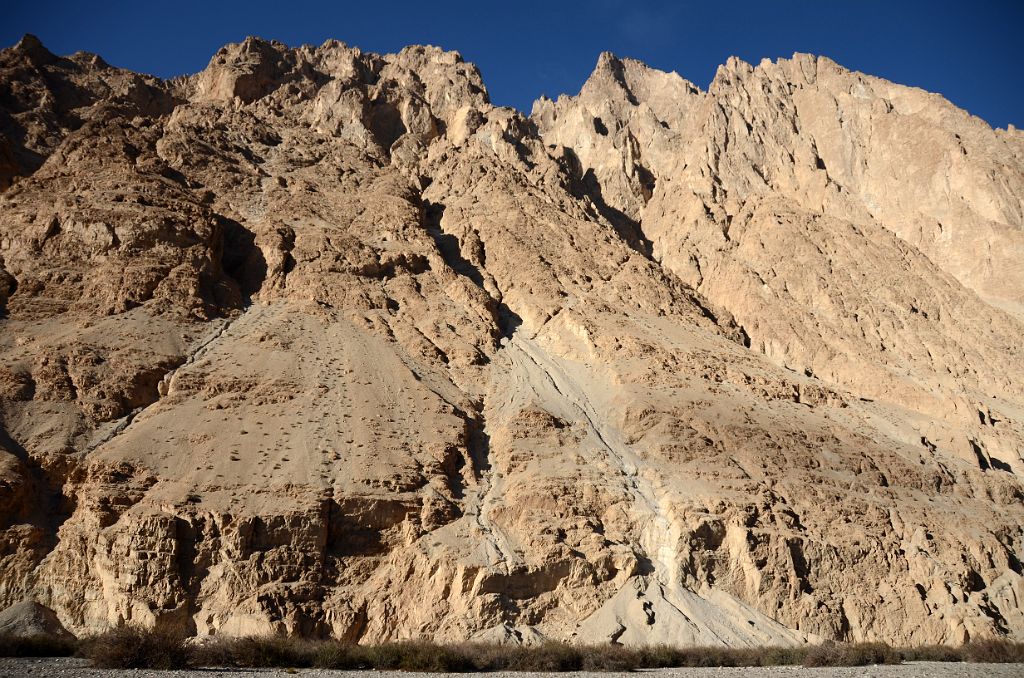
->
[[1, 35, 1022, 647]]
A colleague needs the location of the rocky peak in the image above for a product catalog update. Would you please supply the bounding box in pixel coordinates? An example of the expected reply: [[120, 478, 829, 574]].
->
[[0, 36, 175, 190], [584, 51, 642, 104], [188, 37, 492, 161], [536, 48, 1024, 316], [584, 52, 701, 115], [192, 37, 489, 111], [381, 45, 489, 119], [194, 36, 313, 103], [531, 52, 701, 228], [10, 34, 56, 67]]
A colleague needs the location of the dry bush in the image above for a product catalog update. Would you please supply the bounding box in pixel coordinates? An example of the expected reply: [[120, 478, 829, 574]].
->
[[961, 638, 1024, 663], [384, 641, 475, 672], [842, 642, 901, 666], [755, 646, 807, 665], [803, 641, 899, 667], [578, 643, 637, 671], [312, 641, 373, 669], [443, 642, 574, 671], [634, 643, 684, 668], [81, 626, 189, 669], [634, 644, 804, 668], [312, 640, 476, 672], [190, 635, 319, 668], [75, 627, 1024, 672], [900, 644, 963, 662], [898, 639, 1024, 664], [802, 642, 846, 667]]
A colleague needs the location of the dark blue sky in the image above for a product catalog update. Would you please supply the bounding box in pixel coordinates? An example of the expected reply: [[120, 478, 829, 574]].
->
[[5, 0, 1022, 128]]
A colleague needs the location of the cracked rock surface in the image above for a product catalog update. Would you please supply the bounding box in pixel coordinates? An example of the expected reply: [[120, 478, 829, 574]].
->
[[1, 35, 1023, 646]]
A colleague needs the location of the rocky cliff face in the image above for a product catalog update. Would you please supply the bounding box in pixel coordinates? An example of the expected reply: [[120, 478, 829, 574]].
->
[[1, 34, 1023, 647]]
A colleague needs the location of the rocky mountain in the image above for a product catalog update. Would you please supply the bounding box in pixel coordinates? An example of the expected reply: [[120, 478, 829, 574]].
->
[[1, 34, 1022, 647]]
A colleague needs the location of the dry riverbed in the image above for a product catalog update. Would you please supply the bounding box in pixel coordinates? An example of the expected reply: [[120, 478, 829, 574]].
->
[[2, 658, 1024, 677]]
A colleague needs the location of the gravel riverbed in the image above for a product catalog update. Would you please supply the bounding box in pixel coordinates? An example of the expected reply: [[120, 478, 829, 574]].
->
[[2, 658, 1023, 678]]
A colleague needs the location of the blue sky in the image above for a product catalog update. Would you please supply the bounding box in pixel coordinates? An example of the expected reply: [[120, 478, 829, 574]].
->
[[5, 0, 1022, 128]]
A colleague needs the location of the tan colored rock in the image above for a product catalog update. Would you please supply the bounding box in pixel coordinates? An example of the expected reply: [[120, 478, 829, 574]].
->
[[0, 36, 1022, 648]]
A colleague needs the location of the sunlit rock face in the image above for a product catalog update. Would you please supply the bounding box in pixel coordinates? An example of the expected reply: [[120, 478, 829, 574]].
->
[[1, 34, 1023, 646]]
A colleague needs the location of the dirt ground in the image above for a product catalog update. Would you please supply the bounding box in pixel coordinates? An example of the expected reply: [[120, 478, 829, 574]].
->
[[2, 657, 1024, 677]]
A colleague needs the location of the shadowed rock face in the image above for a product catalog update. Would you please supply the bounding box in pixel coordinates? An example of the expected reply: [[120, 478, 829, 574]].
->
[[1, 34, 1023, 647]]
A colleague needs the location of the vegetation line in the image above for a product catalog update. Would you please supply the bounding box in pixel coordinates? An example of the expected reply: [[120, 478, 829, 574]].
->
[[2, 629, 1024, 671]]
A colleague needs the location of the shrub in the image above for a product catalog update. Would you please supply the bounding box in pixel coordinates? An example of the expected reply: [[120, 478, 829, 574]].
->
[[455, 641, 519, 671], [318, 641, 475, 672], [357, 641, 406, 670], [962, 638, 1024, 663], [635, 643, 682, 668], [81, 626, 189, 670], [844, 642, 901, 666], [395, 642, 475, 672], [901, 644, 963, 662], [312, 641, 373, 669], [0, 633, 77, 657], [634, 645, 801, 668], [803, 642, 844, 667], [579, 643, 636, 671], [73, 627, 1024, 672], [190, 635, 318, 668], [502, 642, 584, 671], [696, 647, 755, 667], [757, 645, 807, 666], [803, 641, 899, 667]]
